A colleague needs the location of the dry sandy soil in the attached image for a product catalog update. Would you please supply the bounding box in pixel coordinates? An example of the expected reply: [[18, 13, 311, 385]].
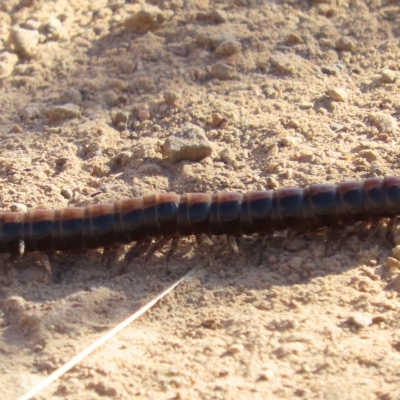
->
[[1, 0, 400, 399]]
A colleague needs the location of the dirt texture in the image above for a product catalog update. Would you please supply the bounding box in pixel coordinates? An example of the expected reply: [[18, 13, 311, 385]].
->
[[1, 0, 400, 399]]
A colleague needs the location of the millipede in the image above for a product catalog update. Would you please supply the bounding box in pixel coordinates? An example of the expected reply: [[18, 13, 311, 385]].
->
[[1, 176, 400, 260]]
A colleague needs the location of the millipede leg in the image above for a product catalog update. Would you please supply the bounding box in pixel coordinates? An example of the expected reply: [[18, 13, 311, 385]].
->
[[144, 238, 169, 265], [256, 235, 269, 266], [228, 235, 239, 253], [196, 234, 214, 252], [38, 252, 52, 274], [124, 240, 152, 265], [166, 238, 179, 264], [101, 246, 122, 269]]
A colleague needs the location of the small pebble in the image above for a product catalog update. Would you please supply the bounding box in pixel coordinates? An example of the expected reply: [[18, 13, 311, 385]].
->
[[327, 87, 348, 102], [162, 123, 213, 163], [286, 33, 303, 44], [287, 119, 300, 128], [381, 68, 398, 83], [392, 246, 400, 261], [387, 257, 400, 270], [372, 315, 386, 324], [258, 370, 276, 381], [298, 101, 313, 110], [138, 163, 163, 176], [368, 112, 397, 133], [358, 149, 378, 162], [347, 314, 372, 328], [0, 51, 18, 79], [45, 103, 81, 121], [111, 110, 129, 126], [264, 85, 278, 99], [330, 122, 344, 132], [321, 65, 339, 75], [211, 113, 226, 128], [224, 344, 244, 355], [40, 17, 66, 41], [60, 187, 73, 199], [281, 137, 294, 147], [138, 109, 150, 122], [267, 176, 279, 189], [285, 239, 307, 252], [210, 9, 227, 24], [10, 124, 23, 133], [215, 40, 241, 56], [288, 256, 303, 270], [10, 203, 28, 212], [58, 88, 82, 105], [10, 27, 39, 57], [335, 36, 356, 52], [270, 54, 295, 74], [21, 106, 40, 120], [124, 5, 172, 33], [219, 148, 235, 164], [210, 62, 236, 80], [164, 91, 180, 106]]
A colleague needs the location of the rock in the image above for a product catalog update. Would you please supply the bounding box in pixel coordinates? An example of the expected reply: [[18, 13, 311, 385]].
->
[[10, 27, 39, 57], [60, 187, 73, 199], [10, 124, 23, 133], [210, 62, 236, 80], [131, 76, 156, 93], [392, 246, 400, 261], [387, 257, 400, 270], [347, 314, 372, 328], [289, 256, 303, 270], [270, 54, 296, 74], [321, 65, 339, 75], [21, 106, 40, 120], [263, 85, 278, 99], [0, 52, 18, 79], [335, 36, 356, 52], [215, 40, 241, 56], [40, 17, 66, 41], [138, 163, 163, 176], [285, 239, 307, 252], [45, 103, 81, 121], [210, 9, 227, 24], [164, 91, 180, 106], [298, 101, 313, 110], [211, 113, 225, 128], [10, 203, 28, 212], [267, 176, 279, 189], [58, 88, 82, 105], [124, 5, 172, 33], [381, 68, 398, 83], [103, 90, 120, 107], [137, 109, 150, 122], [368, 112, 397, 133], [327, 87, 348, 102], [224, 344, 244, 355], [162, 124, 213, 163], [330, 122, 344, 131], [219, 148, 235, 164], [358, 149, 378, 162], [111, 110, 129, 126], [281, 137, 294, 147], [286, 32, 303, 44]]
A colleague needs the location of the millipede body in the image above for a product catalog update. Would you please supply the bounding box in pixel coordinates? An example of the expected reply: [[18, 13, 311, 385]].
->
[[1, 176, 400, 255]]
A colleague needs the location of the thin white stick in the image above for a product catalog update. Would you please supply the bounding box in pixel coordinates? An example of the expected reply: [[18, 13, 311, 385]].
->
[[18, 267, 197, 400]]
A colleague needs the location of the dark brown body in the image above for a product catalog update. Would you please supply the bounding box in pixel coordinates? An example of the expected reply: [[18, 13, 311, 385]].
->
[[2, 176, 400, 254]]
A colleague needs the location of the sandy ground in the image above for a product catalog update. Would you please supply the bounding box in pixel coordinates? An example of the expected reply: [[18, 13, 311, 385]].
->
[[1, 0, 400, 399]]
